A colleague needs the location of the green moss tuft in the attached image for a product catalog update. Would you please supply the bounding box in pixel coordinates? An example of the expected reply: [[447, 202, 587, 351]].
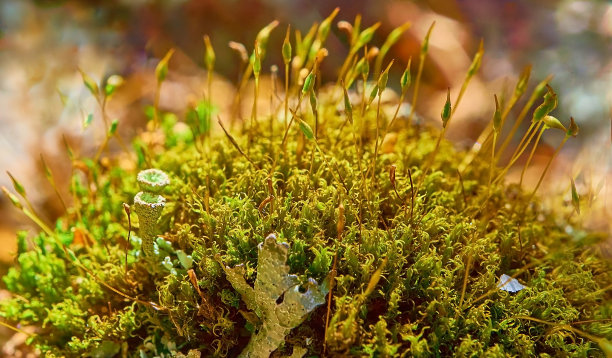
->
[[2, 12, 611, 358]]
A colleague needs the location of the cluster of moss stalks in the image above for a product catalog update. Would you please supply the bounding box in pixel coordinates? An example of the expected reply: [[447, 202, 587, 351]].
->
[[2, 11, 612, 357]]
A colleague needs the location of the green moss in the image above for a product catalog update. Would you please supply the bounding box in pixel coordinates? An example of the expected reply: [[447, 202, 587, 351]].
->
[[2, 13, 612, 358]]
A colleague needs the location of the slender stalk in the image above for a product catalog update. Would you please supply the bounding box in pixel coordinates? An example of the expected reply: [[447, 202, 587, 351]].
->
[[250, 44, 262, 153], [370, 60, 393, 181], [153, 81, 162, 130], [94, 133, 111, 162], [6, 172, 47, 230], [204, 33, 214, 127], [419, 87, 451, 183], [519, 126, 545, 185], [498, 65, 531, 129], [513, 315, 606, 345], [359, 48, 369, 117], [0, 320, 34, 336], [70, 169, 83, 223], [250, 76, 259, 151], [352, 118, 366, 184], [452, 39, 483, 118], [228, 42, 249, 127], [99, 95, 109, 132], [408, 168, 415, 223], [100, 96, 130, 156], [284, 63, 290, 132], [408, 21, 435, 125], [324, 203, 345, 354], [459, 75, 552, 173], [217, 117, 260, 170], [280, 62, 318, 155], [490, 131, 498, 188], [425, 126, 447, 174], [207, 71, 213, 109], [268, 74, 309, 179], [371, 89, 383, 181], [509, 121, 540, 166], [457, 169, 467, 209], [528, 136, 569, 200], [379, 91, 405, 148], [281, 93, 306, 152], [341, 83, 366, 185], [40, 154, 68, 212], [456, 252, 473, 318], [23, 207, 55, 238], [233, 62, 256, 117], [489, 94, 502, 190], [152, 48, 175, 130], [493, 121, 543, 184], [496, 75, 553, 162], [336, 15, 362, 82], [269, 66, 279, 154], [123, 203, 132, 276]]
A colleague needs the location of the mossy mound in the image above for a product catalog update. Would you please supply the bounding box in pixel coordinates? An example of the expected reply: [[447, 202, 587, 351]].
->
[[2, 14, 612, 358]]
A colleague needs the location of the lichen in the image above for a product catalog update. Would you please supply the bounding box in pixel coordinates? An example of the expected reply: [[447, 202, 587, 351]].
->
[[133, 168, 169, 259], [221, 234, 328, 357], [1, 11, 611, 358]]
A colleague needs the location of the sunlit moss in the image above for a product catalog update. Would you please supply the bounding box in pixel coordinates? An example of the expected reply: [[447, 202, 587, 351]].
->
[[1, 12, 612, 358]]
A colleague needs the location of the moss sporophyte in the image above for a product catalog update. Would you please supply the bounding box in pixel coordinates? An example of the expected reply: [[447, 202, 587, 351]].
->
[[2, 10, 612, 358]]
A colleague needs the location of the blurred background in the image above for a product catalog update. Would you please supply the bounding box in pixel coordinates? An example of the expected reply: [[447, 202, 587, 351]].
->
[[1, 0, 611, 353]]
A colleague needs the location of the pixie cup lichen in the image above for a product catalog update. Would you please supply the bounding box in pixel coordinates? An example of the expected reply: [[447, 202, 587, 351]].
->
[[133, 168, 169, 258], [137, 168, 171, 194]]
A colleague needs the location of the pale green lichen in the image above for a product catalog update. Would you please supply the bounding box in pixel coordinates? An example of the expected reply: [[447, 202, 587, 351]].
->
[[137, 168, 171, 194], [133, 169, 169, 258], [221, 234, 329, 358]]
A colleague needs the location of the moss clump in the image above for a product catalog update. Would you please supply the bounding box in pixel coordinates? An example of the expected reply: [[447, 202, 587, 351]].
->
[[2, 12, 612, 358]]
